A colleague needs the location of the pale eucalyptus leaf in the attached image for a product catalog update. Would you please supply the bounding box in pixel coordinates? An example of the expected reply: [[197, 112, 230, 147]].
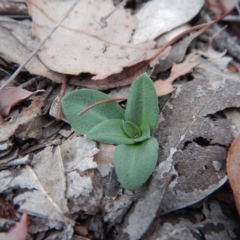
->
[[114, 137, 159, 191], [62, 89, 124, 135], [87, 119, 134, 145], [124, 73, 159, 133]]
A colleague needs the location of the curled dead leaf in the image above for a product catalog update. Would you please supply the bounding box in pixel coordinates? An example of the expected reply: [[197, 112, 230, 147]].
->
[[0, 213, 28, 240], [0, 95, 44, 142], [206, 0, 239, 16], [206, 26, 227, 59], [0, 87, 44, 118], [70, 60, 150, 90], [226, 134, 240, 215], [154, 53, 200, 97], [7, 213, 28, 240]]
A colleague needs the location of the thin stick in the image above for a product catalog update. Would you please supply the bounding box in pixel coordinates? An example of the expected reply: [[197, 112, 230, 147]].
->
[[0, 0, 81, 92], [78, 98, 127, 116], [99, 0, 127, 28]]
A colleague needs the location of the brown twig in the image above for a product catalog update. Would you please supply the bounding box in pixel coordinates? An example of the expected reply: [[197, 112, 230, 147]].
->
[[56, 75, 69, 121]]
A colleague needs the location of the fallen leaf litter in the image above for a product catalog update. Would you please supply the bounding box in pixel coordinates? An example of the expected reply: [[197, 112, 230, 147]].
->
[[0, 0, 240, 239]]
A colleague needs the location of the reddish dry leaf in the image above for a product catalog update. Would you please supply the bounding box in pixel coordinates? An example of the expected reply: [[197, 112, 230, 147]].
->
[[226, 134, 240, 215], [7, 213, 28, 240], [206, 0, 238, 16], [0, 87, 43, 118], [0, 213, 28, 240], [0, 196, 16, 219], [228, 65, 238, 73], [0, 95, 45, 142], [154, 53, 200, 97], [74, 225, 89, 237], [70, 60, 150, 90]]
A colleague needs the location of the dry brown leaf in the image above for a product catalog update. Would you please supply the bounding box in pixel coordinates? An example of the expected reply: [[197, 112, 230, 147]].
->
[[206, 0, 240, 16], [0, 25, 63, 83], [226, 134, 240, 215], [26, 0, 159, 80], [153, 27, 209, 74], [0, 162, 73, 237], [154, 53, 200, 96], [7, 213, 28, 240], [74, 225, 89, 237], [70, 19, 222, 90], [0, 87, 43, 118], [69, 60, 150, 90], [0, 95, 44, 142], [0, 213, 28, 240]]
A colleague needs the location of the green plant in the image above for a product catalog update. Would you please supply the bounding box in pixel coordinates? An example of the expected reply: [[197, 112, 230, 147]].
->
[[62, 73, 159, 191]]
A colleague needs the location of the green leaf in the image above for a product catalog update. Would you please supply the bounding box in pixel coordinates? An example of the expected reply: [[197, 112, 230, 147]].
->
[[87, 119, 134, 145], [114, 137, 159, 191], [125, 73, 159, 133], [133, 124, 150, 143], [122, 121, 141, 138], [62, 89, 124, 135]]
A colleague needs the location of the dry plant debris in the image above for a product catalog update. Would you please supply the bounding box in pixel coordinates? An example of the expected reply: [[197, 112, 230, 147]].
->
[[0, 87, 43, 117], [154, 53, 200, 96], [0, 96, 44, 142], [0, 0, 240, 239], [206, 0, 240, 16], [26, 0, 159, 79], [155, 55, 240, 214], [0, 25, 63, 84], [227, 134, 240, 215], [0, 213, 28, 240], [132, 0, 204, 44], [0, 17, 38, 51]]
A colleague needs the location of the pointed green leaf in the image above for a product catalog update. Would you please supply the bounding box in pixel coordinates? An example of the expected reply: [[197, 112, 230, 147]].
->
[[122, 121, 141, 138], [114, 137, 159, 191], [62, 89, 124, 135], [133, 124, 150, 143], [87, 119, 134, 145], [125, 73, 159, 133]]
